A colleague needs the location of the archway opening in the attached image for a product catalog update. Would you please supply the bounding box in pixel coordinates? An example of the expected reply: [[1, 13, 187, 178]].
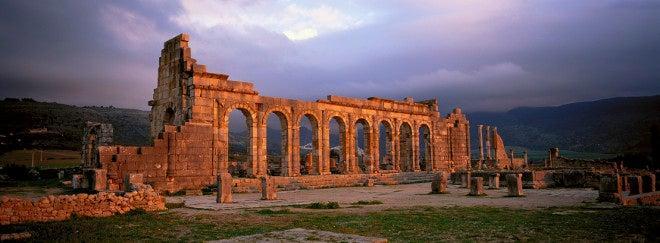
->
[[266, 112, 288, 176], [329, 117, 346, 174], [227, 109, 252, 178], [355, 119, 370, 173], [418, 124, 431, 171], [299, 114, 319, 175], [379, 121, 394, 171], [399, 122, 413, 172]]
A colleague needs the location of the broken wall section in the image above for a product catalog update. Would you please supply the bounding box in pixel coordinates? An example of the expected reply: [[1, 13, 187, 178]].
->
[[98, 123, 215, 193]]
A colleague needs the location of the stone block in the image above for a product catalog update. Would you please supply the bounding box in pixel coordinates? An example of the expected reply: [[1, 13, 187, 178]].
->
[[260, 176, 277, 200], [123, 173, 144, 191], [628, 175, 642, 195], [364, 178, 375, 187], [431, 172, 448, 194], [598, 174, 622, 202], [460, 171, 471, 188], [488, 173, 500, 189], [506, 173, 524, 197], [469, 177, 485, 196], [642, 174, 656, 193], [216, 173, 232, 203], [85, 169, 107, 191], [72, 174, 83, 189]]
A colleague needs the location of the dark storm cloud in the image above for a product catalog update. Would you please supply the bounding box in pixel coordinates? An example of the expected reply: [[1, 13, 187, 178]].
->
[[0, 0, 658, 113]]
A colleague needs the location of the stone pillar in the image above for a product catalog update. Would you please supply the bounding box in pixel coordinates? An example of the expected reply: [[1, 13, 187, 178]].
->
[[260, 176, 277, 200], [393, 123, 401, 171], [431, 172, 448, 194], [372, 122, 380, 173], [477, 125, 484, 164], [412, 126, 420, 171], [216, 172, 232, 203], [86, 169, 107, 191], [461, 171, 471, 188], [469, 177, 485, 196], [488, 173, 500, 189], [548, 148, 560, 167], [320, 114, 331, 175], [523, 150, 528, 167], [628, 175, 642, 195], [642, 174, 656, 193], [291, 124, 301, 176], [506, 173, 524, 197], [509, 149, 514, 168], [256, 111, 268, 177], [598, 174, 622, 202], [485, 126, 492, 160]]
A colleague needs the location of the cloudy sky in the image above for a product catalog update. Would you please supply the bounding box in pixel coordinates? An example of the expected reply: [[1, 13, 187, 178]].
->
[[1, 0, 659, 113]]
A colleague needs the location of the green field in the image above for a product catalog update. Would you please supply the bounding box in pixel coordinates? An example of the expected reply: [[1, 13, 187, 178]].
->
[[0, 149, 80, 169], [0, 206, 657, 241]]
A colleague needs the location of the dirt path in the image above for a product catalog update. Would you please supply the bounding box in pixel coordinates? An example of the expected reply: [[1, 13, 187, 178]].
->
[[168, 183, 599, 213]]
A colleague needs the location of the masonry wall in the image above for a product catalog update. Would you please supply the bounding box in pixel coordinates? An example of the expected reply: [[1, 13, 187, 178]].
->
[[93, 33, 471, 193], [0, 188, 165, 225]]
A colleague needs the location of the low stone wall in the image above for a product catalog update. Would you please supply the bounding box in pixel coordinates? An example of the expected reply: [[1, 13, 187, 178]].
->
[[0, 188, 166, 225], [230, 172, 434, 193], [450, 169, 601, 189]]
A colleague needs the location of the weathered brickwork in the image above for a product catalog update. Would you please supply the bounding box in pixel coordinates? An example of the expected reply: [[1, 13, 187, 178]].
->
[[90, 34, 471, 193], [0, 188, 165, 225]]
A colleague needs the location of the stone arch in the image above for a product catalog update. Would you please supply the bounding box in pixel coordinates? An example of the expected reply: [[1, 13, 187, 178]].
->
[[378, 119, 395, 171], [399, 121, 414, 172], [418, 123, 432, 171], [221, 103, 257, 178], [264, 108, 291, 176], [327, 114, 348, 174], [296, 111, 321, 175], [354, 118, 371, 173]]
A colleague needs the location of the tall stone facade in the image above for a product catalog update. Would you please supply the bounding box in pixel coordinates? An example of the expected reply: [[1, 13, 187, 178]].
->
[[91, 34, 471, 192]]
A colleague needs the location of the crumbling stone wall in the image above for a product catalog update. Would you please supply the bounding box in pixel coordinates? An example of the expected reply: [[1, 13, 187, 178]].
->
[[0, 188, 165, 225], [93, 33, 471, 193]]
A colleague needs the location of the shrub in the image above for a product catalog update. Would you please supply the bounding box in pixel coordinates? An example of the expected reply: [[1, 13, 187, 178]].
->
[[351, 200, 383, 205], [256, 208, 291, 215], [306, 202, 340, 209]]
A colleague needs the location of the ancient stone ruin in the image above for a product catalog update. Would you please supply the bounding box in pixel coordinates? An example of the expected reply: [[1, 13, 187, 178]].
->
[[82, 34, 471, 193]]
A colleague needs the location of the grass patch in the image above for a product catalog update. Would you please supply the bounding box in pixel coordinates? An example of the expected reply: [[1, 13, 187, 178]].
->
[[256, 209, 292, 215], [306, 202, 340, 209], [351, 200, 383, 205], [0, 206, 657, 241], [0, 149, 80, 169]]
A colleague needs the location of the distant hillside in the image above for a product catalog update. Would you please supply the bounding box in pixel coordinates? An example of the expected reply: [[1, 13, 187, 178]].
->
[[0, 98, 150, 151], [468, 95, 660, 154]]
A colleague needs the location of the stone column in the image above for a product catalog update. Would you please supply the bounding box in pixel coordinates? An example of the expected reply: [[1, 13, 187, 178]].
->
[[469, 177, 485, 196], [492, 127, 499, 167], [260, 176, 277, 200], [256, 111, 268, 176], [485, 126, 492, 160], [218, 117, 230, 174], [372, 122, 380, 173], [393, 122, 401, 171], [628, 175, 642, 195], [506, 173, 524, 197], [291, 124, 301, 176], [216, 172, 232, 203], [523, 150, 528, 167], [412, 126, 420, 171], [431, 172, 448, 194], [509, 149, 514, 168], [461, 171, 471, 188], [488, 173, 500, 189], [320, 113, 331, 175], [477, 125, 484, 162]]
